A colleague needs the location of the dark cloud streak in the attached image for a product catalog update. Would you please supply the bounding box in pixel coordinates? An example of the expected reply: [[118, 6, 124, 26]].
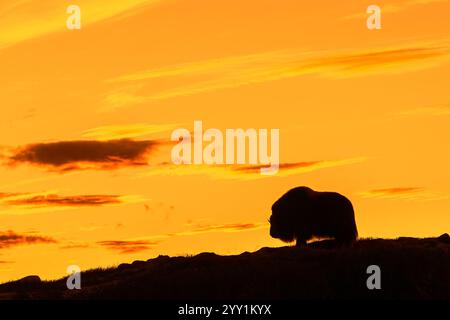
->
[[233, 161, 321, 174], [0, 231, 56, 249], [5, 194, 122, 207], [8, 139, 159, 172], [97, 240, 158, 254]]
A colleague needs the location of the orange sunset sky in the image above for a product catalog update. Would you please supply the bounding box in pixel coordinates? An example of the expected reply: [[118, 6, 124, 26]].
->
[[0, 0, 449, 282]]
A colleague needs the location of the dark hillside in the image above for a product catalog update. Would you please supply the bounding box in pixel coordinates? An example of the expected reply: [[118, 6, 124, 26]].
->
[[1, 236, 449, 300]]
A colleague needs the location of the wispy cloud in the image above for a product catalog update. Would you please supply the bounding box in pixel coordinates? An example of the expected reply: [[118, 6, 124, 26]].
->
[[59, 242, 91, 250], [7, 139, 160, 172], [0, 0, 163, 49], [232, 158, 365, 175], [358, 187, 449, 201], [392, 104, 450, 117], [81, 123, 181, 140], [343, 0, 449, 20], [0, 192, 146, 214], [0, 192, 23, 200], [145, 157, 365, 180], [4, 194, 122, 207], [130, 222, 268, 244], [0, 230, 56, 249], [103, 40, 450, 110], [184, 222, 267, 235], [97, 240, 158, 254]]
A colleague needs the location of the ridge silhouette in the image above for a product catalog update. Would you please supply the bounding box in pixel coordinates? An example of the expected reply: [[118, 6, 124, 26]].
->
[[0, 236, 449, 300]]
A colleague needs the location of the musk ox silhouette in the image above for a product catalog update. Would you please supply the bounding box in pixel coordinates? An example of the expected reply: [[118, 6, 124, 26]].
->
[[269, 186, 358, 246]]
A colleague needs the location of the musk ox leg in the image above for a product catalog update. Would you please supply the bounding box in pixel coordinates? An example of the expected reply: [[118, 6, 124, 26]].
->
[[335, 233, 357, 247], [295, 234, 310, 247]]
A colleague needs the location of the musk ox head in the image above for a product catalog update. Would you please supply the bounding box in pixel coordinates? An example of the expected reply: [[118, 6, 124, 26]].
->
[[269, 186, 313, 242]]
